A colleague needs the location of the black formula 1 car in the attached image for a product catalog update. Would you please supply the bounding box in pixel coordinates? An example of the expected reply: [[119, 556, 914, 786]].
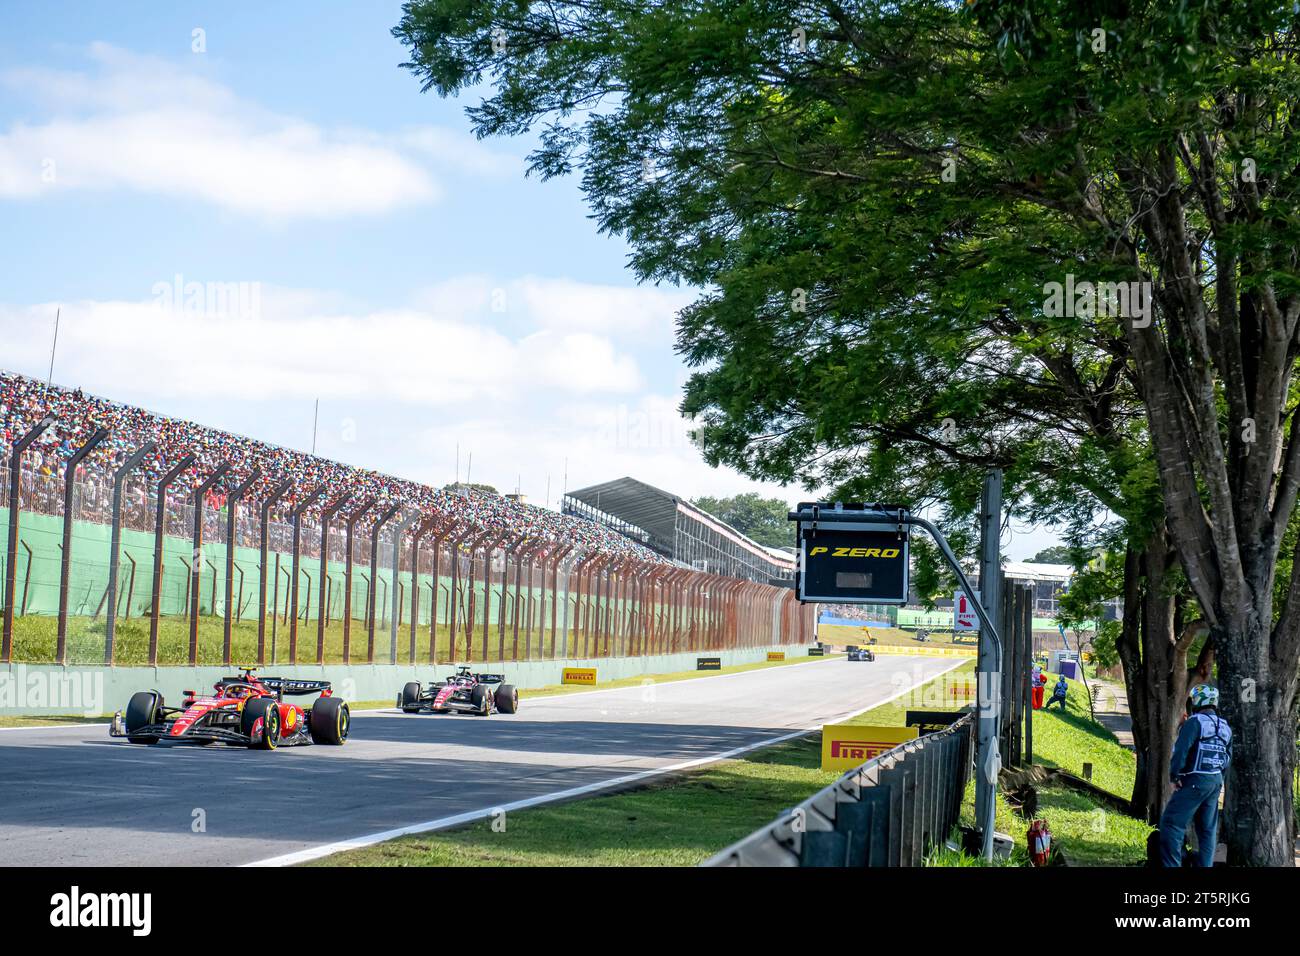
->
[[109, 668, 350, 749], [398, 666, 519, 716], [846, 645, 876, 662]]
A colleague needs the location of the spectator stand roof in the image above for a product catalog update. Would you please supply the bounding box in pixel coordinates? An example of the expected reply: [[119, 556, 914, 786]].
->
[[563, 477, 795, 582]]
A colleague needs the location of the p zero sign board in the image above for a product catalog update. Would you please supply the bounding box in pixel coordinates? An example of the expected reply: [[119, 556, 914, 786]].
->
[[798, 526, 909, 605]]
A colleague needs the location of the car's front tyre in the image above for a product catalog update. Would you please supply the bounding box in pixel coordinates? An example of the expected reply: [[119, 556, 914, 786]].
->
[[242, 697, 280, 750], [125, 691, 162, 744], [399, 681, 423, 713]]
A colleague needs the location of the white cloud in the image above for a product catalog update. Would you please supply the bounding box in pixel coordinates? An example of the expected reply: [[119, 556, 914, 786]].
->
[[0, 43, 511, 219], [0, 293, 642, 408], [0, 275, 800, 511]]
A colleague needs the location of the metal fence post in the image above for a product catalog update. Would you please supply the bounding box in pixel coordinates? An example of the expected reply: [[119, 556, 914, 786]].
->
[[285, 485, 324, 665], [390, 510, 417, 665], [366, 503, 399, 664], [256, 479, 293, 665], [147, 453, 196, 666], [188, 462, 231, 665], [56, 426, 109, 663], [315, 491, 353, 664], [3, 416, 55, 661], [222, 468, 261, 666], [409, 516, 435, 664], [340, 497, 374, 664], [104, 441, 156, 664]]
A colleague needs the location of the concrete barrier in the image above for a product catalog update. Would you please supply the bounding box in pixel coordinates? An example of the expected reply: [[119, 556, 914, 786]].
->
[[0, 644, 817, 716]]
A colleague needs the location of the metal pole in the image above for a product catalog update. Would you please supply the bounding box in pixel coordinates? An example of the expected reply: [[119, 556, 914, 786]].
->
[[223, 468, 261, 666], [189, 462, 231, 665], [908, 512, 1003, 862], [367, 503, 400, 663], [341, 497, 374, 664], [390, 510, 418, 665], [975, 469, 1003, 857], [256, 479, 293, 664], [317, 491, 353, 664], [56, 426, 109, 662], [148, 453, 196, 666], [3, 416, 54, 661], [105, 442, 157, 663], [287, 485, 324, 665]]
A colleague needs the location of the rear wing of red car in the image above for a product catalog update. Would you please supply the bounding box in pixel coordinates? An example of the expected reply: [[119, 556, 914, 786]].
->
[[237, 677, 332, 697]]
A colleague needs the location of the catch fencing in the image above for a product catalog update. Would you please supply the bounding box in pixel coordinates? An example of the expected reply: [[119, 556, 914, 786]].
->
[[1, 424, 813, 667], [704, 713, 974, 866]]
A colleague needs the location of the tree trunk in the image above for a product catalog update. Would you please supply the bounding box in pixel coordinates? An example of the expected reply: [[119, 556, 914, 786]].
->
[[1216, 610, 1298, 866]]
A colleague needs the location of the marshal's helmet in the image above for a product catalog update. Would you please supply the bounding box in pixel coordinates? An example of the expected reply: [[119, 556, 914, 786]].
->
[[1189, 684, 1219, 710]]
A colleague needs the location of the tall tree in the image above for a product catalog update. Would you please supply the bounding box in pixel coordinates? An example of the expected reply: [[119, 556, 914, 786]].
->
[[395, 0, 1300, 863]]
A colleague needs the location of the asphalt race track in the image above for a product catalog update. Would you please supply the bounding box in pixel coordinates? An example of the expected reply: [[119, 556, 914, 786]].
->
[[0, 655, 962, 866]]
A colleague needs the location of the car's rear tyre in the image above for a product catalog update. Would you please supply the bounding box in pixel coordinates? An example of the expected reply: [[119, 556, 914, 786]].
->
[[494, 684, 519, 714], [470, 684, 493, 716], [125, 691, 162, 744], [242, 697, 280, 750], [310, 696, 350, 744], [399, 681, 422, 713]]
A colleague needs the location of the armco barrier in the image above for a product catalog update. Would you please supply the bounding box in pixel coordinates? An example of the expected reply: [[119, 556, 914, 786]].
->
[[0, 643, 817, 715], [702, 712, 973, 867]]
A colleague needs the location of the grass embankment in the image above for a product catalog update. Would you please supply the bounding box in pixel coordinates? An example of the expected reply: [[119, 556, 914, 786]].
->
[[312, 659, 970, 866], [931, 677, 1149, 867], [7, 613, 661, 666]]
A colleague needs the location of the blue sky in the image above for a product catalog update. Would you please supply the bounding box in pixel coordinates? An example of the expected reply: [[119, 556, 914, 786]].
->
[[0, 2, 1056, 557]]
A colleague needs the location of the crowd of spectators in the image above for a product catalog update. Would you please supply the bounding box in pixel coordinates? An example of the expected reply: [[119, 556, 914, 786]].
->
[[0, 371, 664, 564]]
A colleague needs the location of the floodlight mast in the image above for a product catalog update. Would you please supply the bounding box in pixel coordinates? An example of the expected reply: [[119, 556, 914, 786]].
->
[[789, 503, 1003, 862]]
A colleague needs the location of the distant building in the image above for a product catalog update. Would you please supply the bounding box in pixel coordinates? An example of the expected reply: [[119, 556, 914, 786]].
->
[[563, 477, 795, 584]]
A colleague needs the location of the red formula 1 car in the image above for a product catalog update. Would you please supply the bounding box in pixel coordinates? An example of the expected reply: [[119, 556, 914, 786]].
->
[[397, 666, 518, 716], [110, 667, 350, 749]]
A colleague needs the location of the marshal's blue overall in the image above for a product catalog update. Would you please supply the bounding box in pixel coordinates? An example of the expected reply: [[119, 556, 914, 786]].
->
[[1159, 711, 1232, 867]]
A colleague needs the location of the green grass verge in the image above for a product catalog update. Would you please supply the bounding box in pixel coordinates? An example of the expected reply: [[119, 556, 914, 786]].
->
[[931, 674, 1149, 867], [310, 655, 960, 867], [0, 714, 112, 728], [6, 613, 610, 666]]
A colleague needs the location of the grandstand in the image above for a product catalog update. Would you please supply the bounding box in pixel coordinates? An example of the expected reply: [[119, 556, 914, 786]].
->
[[0, 370, 813, 667], [562, 477, 796, 585]]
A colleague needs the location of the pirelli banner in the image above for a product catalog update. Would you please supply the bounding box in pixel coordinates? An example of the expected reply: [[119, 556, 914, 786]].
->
[[793, 507, 910, 605]]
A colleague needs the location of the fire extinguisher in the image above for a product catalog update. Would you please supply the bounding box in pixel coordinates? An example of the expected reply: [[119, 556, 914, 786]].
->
[[1028, 819, 1052, 866]]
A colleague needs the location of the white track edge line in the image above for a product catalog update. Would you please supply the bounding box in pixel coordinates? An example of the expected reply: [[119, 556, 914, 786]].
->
[[241, 657, 966, 867]]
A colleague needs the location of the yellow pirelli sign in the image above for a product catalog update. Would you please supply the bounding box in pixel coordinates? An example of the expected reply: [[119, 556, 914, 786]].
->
[[872, 645, 977, 658], [767, 651, 786, 662], [561, 667, 598, 686], [821, 724, 919, 771]]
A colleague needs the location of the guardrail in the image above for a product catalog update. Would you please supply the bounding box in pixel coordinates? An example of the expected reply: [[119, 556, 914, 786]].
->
[[702, 712, 974, 867]]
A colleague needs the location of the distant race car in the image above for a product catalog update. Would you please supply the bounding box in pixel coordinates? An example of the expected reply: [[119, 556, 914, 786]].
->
[[110, 667, 350, 749], [398, 666, 519, 716], [846, 645, 876, 662]]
